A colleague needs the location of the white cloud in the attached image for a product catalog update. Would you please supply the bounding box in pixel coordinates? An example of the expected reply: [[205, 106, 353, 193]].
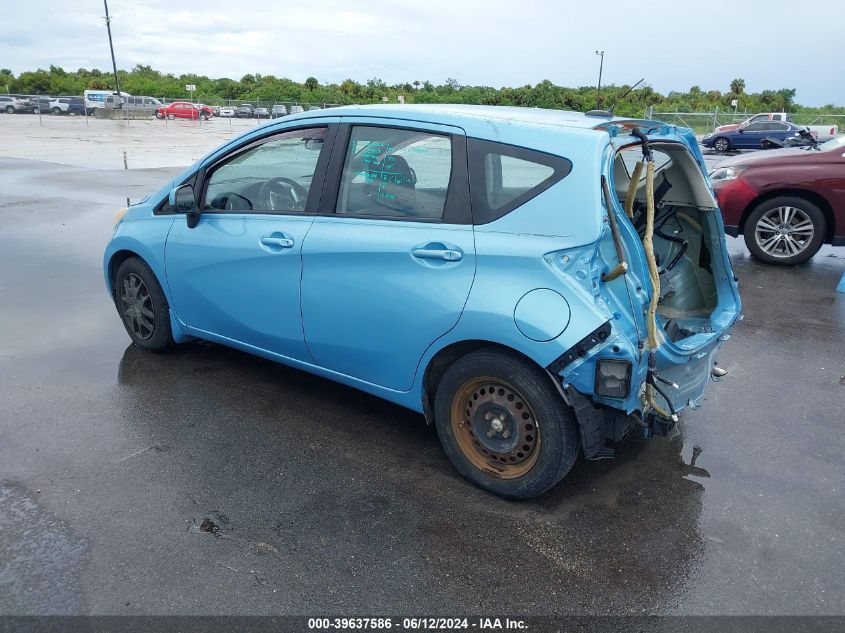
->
[[2, 0, 843, 105]]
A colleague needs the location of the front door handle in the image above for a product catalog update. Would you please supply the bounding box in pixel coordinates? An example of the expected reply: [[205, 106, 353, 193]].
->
[[411, 247, 463, 262], [260, 235, 294, 248]]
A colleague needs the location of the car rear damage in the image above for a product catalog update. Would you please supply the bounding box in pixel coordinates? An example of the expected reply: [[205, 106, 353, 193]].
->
[[547, 119, 741, 454]]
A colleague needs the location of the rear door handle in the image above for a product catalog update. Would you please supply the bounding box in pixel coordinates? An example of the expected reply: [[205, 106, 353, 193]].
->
[[411, 248, 462, 262], [260, 236, 294, 248]]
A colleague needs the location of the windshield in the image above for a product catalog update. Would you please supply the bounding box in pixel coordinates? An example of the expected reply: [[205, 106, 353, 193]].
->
[[818, 134, 845, 151]]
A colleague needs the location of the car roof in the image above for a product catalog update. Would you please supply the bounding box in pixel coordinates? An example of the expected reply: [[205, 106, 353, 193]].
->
[[292, 104, 634, 130]]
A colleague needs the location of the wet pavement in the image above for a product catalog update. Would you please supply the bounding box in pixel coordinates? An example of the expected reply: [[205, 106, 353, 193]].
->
[[0, 119, 844, 616]]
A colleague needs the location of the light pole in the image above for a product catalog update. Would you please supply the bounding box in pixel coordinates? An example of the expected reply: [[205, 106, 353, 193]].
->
[[103, 0, 122, 102], [595, 50, 605, 109]]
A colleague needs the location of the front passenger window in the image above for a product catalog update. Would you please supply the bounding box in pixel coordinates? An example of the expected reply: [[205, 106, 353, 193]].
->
[[204, 127, 327, 213]]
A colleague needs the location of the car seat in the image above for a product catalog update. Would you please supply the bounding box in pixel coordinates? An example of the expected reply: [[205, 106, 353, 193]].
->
[[363, 154, 417, 214]]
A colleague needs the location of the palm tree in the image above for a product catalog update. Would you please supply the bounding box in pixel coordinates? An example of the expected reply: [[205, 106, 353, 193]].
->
[[729, 78, 745, 95]]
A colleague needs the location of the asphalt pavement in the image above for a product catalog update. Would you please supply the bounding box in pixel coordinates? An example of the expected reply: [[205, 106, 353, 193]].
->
[[0, 118, 843, 616]]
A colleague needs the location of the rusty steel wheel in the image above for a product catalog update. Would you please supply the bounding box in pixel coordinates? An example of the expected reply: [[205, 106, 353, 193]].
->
[[434, 348, 579, 499], [450, 377, 541, 479]]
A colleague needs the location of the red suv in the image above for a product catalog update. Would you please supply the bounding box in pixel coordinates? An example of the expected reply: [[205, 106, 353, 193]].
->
[[711, 135, 845, 264], [155, 101, 213, 121]]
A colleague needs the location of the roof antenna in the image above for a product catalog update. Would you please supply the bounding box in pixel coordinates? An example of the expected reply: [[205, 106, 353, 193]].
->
[[609, 78, 645, 111], [586, 78, 645, 118]]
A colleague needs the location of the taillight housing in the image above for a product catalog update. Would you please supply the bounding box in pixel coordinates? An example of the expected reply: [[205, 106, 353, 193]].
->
[[595, 359, 632, 398]]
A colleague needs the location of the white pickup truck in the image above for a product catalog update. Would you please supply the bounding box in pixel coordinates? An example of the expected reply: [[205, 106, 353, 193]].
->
[[714, 113, 838, 141]]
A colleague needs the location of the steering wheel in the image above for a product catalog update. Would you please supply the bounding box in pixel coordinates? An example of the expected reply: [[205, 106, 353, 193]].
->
[[258, 177, 309, 212]]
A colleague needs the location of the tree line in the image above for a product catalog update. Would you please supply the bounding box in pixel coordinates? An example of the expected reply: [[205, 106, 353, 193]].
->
[[2, 66, 841, 116]]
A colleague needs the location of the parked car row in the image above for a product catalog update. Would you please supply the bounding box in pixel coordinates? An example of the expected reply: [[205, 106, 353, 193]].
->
[[0, 95, 88, 115], [214, 103, 312, 119], [1, 94, 329, 120]]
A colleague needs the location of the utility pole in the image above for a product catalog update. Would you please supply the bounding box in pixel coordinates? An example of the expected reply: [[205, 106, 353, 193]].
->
[[103, 0, 121, 103], [595, 50, 605, 109]]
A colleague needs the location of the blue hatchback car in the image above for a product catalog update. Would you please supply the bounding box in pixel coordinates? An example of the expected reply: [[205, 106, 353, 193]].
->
[[105, 105, 741, 498]]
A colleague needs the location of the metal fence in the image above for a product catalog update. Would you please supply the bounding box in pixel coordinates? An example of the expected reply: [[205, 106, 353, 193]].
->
[[646, 107, 845, 134]]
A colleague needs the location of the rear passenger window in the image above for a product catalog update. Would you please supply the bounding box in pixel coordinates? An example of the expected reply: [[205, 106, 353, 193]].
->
[[336, 126, 452, 220], [468, 138, 572, 224]]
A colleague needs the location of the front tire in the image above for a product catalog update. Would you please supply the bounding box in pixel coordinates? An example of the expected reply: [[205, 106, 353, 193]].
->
[[4, 105, 13, 114], [166, 114, 175, 120], [744, 196, 826, 265], [52, 107, 61, 115], [713, 137, 730, 152], [113, 257, 174, 351], [434, 348, 579, 499]]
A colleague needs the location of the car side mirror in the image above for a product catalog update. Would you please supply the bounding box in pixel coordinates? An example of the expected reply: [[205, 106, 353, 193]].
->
[[170, 184, 200, 228], [304, 138, 323, 151]]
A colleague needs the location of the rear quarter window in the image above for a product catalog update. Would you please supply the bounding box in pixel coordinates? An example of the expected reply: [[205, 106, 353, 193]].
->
[[468, 138, 572, 224]]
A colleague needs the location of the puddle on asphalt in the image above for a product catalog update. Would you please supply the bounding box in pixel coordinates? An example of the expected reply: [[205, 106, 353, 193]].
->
[[0, 482, 88, 613]]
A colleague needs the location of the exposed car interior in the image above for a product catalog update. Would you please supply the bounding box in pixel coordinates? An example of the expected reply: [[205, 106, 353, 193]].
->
[[612, 142, 721, 343]]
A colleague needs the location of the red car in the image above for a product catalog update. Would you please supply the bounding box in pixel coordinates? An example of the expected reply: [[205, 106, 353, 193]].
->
[[155, 101, 213, 121], [710, 135, 845, 264]]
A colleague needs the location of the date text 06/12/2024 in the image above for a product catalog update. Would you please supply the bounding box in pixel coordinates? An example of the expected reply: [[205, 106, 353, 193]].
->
[[307, 617, 527, 630]]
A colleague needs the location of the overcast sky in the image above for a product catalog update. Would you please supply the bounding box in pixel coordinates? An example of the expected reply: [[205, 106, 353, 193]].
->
[[2, 0, 843, 106]]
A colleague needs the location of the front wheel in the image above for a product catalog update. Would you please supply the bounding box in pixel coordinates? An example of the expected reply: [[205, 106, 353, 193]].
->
[[113, 257, 174, 351], [744, 197, 826, 265], [434, 348, 579, 499], [4, 105, 13, 114], [713, 137, 730, 152], [52, 107, 61, 115], [200, 113, 209, 121], [166, 114, 175, 120]]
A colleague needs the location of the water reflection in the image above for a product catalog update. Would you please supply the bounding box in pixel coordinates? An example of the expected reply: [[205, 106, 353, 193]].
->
[[117, 341, 709, 614]]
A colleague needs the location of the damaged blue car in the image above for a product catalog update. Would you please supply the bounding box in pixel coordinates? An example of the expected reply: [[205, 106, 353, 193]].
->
[[104, 104, 741, 499]]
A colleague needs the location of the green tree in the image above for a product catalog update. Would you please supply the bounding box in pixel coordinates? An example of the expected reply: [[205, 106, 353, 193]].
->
[[304, 76, 319, 91], [729, 78, 745, 95]]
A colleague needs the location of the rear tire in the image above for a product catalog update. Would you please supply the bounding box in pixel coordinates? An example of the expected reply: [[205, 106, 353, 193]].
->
[[166, 114, 175, 120], [51, 107, 61, 115], [434, 348, 579, 499], [4, 105, 13, 114], [744, 196, 826, 265], [113, 257, 174, 352]]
